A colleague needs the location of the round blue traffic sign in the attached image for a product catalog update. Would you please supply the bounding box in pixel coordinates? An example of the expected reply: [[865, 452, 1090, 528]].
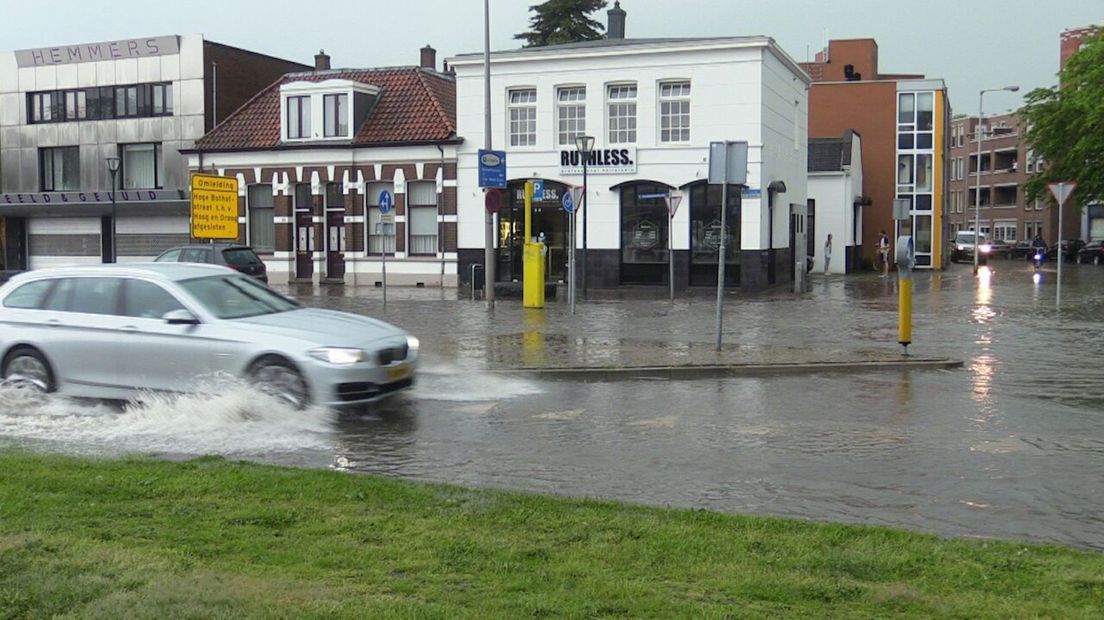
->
[[379, 190, 394, 214], [562, 191, 575, 213]]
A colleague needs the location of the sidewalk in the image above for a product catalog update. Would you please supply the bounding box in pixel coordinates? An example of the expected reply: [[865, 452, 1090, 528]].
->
[[281, 273, 964, 377]]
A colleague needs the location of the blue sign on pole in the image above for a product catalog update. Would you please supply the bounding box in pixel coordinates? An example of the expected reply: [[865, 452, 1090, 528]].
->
[[562, 191, 575, 213], [378, 189, 394, 214], [478, 149, 507, 188], [532, 179, 544, 199]]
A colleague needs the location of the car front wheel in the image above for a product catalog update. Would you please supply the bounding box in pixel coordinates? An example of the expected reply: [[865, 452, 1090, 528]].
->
[[2, 347, 55, 393], [248, 356, 310, 409]]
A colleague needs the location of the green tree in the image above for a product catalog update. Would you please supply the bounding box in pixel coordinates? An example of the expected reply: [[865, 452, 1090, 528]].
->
[[1021, 32, 1104, 208], [514, 0, 608, 48]]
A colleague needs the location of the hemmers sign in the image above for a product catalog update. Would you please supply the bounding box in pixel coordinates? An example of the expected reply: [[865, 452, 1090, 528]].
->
[[560, 146, 637, 175], [15, 36, 180, 67]]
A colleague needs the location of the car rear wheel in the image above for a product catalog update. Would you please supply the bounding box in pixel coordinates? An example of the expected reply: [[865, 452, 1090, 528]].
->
[[1095, 255, 1101, 266], [248, 356, 309, 409], [2, 347, 55, 393]]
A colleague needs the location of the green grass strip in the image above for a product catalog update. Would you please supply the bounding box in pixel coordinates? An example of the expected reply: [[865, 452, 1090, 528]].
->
[[1, 449, 1101, 618]]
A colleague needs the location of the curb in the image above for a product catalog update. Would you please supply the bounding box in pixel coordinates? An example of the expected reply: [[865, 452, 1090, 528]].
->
[[490, 358, 964, 380]]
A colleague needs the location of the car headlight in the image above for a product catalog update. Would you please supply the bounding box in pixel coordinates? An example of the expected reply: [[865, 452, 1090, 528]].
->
[[406, 335, 420, 352], [978, 244, 991, 254], [308, 347, 365, 365]]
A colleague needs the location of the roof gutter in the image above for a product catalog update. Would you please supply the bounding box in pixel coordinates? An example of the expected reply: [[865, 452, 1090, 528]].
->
[[181, 137, 464, 155]]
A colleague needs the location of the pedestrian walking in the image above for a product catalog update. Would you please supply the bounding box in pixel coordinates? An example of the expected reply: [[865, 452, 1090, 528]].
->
[[878, 230, 890, 277], [823, 234, 833, 275]]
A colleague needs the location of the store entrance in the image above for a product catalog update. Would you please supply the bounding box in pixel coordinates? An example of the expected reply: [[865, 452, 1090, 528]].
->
[[687, 182, 740, 287], [497, 180, 569, 283], [2, 217, 27, 272]]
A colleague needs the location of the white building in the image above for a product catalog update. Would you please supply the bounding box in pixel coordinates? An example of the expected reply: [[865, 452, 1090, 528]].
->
[[808, 130, 865, 274], [0, 34, 307, 272], [447, 6, 809, 291]]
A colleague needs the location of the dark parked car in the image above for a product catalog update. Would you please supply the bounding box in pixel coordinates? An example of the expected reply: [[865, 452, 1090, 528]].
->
[[987, 239, 1013, 260], [1008, 241, 1034, 260], [155, 244, 267, 283], [1047, 239, 1085, 263], [1076, 240, 1104, 265]]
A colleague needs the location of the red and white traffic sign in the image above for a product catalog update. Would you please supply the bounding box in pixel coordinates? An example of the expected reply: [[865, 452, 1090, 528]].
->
[[1048, 181, 1077, 206], [569, 186, 584, 212], [664, 192, 683, 217], [484, 188, 502, 214]]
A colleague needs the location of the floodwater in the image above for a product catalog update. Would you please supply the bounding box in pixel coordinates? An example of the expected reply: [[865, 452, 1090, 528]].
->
[[3, 260, 1103, 551]]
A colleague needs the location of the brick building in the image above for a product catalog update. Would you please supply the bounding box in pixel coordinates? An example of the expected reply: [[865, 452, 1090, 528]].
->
[[185, 49, 460, 286], [801, 39, 950, 269], [0, 34, 308, 272]]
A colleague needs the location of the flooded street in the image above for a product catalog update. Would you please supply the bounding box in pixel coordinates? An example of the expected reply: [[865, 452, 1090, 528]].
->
[[3, 261, 1104, 550]]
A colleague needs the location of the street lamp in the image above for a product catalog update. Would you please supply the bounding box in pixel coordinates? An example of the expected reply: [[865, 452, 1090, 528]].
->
[[973, 85, 1019, 275], [105, 156, 121, 263], [574, 135, 595, 298]]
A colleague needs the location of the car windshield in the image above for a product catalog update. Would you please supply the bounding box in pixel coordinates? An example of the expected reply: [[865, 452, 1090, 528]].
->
[[178, 275, 299, 319], [956, 232, 985, 244]]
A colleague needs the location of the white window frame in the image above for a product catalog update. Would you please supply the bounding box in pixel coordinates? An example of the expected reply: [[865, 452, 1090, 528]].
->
[[556, 86, 586, 146], [407, 181, 439, 256], [508, 88, 538, 147], [606, 83, 637, 144], [280, 79, 378, 143], [658, 80, 691, 144], [323, 93, 349, 138], [993, 220, 1017, 242]]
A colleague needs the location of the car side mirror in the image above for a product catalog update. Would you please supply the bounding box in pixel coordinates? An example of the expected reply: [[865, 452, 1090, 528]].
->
[[163, 309, 200, 325]]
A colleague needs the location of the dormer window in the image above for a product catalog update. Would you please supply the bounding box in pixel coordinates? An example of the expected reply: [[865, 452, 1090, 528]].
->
[[288, 96, 311, 139], [324, 94, 348, 138], [280, 79, 378, 143]]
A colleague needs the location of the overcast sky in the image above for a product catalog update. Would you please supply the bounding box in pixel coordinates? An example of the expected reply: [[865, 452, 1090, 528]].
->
[[2, 0, 1099, 114]]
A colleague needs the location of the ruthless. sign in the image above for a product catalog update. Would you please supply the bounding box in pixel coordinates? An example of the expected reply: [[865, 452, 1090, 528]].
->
[[560, 146, 637, 175]]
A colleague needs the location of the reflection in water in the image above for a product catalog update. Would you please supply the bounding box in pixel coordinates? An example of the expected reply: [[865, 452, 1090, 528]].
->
[[522, 309, 547, 367]]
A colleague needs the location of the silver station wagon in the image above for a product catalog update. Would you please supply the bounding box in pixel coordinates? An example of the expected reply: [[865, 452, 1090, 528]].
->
[[0, 264, 418, 408]]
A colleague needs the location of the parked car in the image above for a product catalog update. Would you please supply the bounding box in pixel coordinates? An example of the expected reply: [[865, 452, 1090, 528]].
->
[[155, 244, 268, 283], [1008, 240, 1034, 260], [950, 231, 990, 264], [986, 239, 1013, 260], [1076, 240, 1104, 265], [0, 264, 418, 409], [1047, 239, 1085, 263]]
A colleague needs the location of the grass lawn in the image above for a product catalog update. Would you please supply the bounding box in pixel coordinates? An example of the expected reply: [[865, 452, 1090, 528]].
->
[[1, 449, 1101, 618]]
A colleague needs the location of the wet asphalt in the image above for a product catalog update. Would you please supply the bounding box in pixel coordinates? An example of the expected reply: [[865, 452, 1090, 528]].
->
[[2, 258, 1103, 550]]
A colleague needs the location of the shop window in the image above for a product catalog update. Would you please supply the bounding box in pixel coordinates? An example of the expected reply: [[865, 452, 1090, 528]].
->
[[607, 84, 637, 144], [366, 182, 396, 254], [120, 143, 163, 189], [508, 88, 537, 147], [897, 155, 914, 186], [620, 182, 670, 284], [556, 86, 586, 146], [688, 182, 739, 286], [659, 81, 690, 143], [248, 184, 275, 251], [916, 154, 933, 191], [408, 181, 438, 255], [39, 146, 80, 191]]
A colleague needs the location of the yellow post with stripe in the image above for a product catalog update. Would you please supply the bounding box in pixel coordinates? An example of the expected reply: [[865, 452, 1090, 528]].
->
[[522, 180, 546, 308], [897, 236, 914, 354]]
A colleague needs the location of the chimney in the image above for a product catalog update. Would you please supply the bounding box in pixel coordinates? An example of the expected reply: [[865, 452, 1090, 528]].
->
[[314, 49, 330, 71], [607, 1, 626, 39], [420, 45, 437, 70]]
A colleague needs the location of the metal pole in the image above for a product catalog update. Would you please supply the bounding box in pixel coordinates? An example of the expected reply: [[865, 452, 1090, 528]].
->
[[581, 157, 588, 299], [715, 141, 730, 351], [668, 206, 674, 302], [109, 170, 117, 263], [483, 0, 495, 304], [382, 225, 388, 308], [570, 208, 576, 314], [973, 90, 984, 275], [1057, 194, 1063, 308]]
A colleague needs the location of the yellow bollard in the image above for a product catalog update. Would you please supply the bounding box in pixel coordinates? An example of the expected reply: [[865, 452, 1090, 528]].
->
[[522, 180, 546, 308], [898, 277, 912, 348]]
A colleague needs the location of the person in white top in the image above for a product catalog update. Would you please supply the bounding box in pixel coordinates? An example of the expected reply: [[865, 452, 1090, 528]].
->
[[823, 234, 832, 275], [878, 230, 890, 277]]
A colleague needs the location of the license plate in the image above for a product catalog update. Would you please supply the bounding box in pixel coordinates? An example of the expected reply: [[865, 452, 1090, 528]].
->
[[387, 365, 412, 381]]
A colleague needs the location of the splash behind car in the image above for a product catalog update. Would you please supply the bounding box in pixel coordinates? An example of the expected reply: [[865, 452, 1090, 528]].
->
[[0, 263, 416, 408]]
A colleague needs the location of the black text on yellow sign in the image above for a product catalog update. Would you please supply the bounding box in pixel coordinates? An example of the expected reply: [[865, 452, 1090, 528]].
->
[[190, 174, 239, 240]]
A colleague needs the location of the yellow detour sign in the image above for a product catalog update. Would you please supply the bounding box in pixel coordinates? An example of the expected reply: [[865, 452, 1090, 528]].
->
[[190, 173, 240, 239]]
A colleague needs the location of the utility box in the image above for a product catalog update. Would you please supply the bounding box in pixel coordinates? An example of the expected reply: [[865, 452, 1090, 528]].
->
[[523, 242, 546, 308]]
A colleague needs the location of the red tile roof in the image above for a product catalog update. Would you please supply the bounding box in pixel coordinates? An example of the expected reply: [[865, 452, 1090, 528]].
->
[[195, 67, 457, 151]]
